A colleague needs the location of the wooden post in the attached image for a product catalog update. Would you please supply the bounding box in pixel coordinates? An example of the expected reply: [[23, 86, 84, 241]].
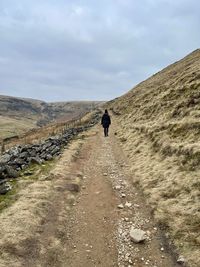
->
[[1, 140, 5, 154]]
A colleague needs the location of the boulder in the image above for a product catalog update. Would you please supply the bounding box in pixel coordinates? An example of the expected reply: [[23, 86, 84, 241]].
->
[[51, 146, 60, 155], [42, 142, 52, 150], [29, 157, 42, 165], [130, 227, 147, 243], [9, 146, 21, 156], [5, 166, 19, 178], [19, 151, 29, 158], [0, 154, 11, 164], [49, 145, 56, 151], [14, 158, 27, 166], [29, 150, 37, 157], [0, 165, 6, 177], [0, 182, 12, 194], [0, 179, 8, 185], [21, 145, 31, 152], [40, 152, 48, 159], [45, 154, 53, 160]]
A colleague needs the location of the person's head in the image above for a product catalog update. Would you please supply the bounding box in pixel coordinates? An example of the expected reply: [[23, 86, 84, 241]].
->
[[105, 109, 108, 114]]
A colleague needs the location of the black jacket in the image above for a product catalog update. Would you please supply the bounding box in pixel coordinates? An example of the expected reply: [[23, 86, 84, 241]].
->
[[101, 113, 111, 128]]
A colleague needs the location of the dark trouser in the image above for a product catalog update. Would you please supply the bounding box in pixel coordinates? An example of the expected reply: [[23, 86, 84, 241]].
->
[[104, 127, 109, 137]]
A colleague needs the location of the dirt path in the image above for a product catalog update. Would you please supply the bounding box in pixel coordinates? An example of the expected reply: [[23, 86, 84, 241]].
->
[[0, 123, 181, 267], [62, 125, 180, 267]]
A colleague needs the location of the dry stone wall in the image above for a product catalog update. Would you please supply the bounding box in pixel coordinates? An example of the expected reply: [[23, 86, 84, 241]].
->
[[0, 111, 101, 194]]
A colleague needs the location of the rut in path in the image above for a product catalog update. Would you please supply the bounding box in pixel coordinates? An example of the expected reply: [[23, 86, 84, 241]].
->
[[0, 124, 180, 267]]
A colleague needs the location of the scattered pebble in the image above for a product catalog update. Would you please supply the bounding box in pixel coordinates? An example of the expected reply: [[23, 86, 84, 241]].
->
[[177, 255, 185, 264], [125, 201, 132, 208], [115, 185, 121, 190], [130, 227, 147, 243]]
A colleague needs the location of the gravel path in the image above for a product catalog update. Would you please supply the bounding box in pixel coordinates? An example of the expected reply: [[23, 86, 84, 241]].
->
[[63, 123, 180, 267], [0, 122, 181, 267]]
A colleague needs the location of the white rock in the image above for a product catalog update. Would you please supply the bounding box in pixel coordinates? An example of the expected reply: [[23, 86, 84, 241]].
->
[[125, 201, 132, 208], [115, 185, 121, 190], [118, 204, 124, 209], [130, 227, 146, 243], [121, 193, 126, 198], [146, 230, 151, 236], [177, 255, 185, 264]]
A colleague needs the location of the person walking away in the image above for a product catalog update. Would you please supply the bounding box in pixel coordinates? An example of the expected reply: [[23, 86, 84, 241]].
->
[[101, 109, 111, 137]]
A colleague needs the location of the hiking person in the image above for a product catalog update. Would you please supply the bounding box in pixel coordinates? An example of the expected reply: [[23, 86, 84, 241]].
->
[[101, 109, 111, 137]]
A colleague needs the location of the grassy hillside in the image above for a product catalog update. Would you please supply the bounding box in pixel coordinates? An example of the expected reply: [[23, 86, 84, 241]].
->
[[108, 49, 200, 267], [0, 95, 102, 139]]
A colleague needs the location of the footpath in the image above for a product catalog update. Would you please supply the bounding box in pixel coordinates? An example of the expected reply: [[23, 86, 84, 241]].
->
[[0, 119, 181, 267]]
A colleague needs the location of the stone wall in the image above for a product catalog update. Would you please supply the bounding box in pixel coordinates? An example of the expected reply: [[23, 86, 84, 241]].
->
[[0, 111, 101, 194]]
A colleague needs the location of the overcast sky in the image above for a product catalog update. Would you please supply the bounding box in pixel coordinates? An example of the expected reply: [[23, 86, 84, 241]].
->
[[0, 0, 199, 102]]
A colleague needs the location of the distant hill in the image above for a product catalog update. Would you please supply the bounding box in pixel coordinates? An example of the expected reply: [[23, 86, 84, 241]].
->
[[108, 49, 200, 267], [0, 95, 102, 139]]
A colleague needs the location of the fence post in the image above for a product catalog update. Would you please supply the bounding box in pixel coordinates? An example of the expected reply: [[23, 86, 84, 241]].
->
[[1, 140, 5, 154]]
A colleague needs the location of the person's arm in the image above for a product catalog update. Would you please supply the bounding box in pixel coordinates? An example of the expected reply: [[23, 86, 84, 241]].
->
[[101, 115, 103, 125], [109, 116, 111, 125]]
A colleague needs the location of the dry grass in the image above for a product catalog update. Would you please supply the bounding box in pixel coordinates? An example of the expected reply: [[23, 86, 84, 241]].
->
[[0, 115, 36, 139], [0, 95, 103, 141], [0, 137, 84, 267], [108, 49, 200, 267], [1, 110, 100, 152]]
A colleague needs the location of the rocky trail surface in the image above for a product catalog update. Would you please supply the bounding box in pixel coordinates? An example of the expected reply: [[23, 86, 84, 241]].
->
[[0, 120, 183, 267]]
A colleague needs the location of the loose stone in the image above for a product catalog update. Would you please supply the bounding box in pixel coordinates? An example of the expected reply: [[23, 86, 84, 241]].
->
[[130, 227, 147, 243]]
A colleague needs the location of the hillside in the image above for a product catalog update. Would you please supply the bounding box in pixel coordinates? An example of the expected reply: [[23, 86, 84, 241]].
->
[[108, 49, 200, 266], [0, 95, 102, 139]]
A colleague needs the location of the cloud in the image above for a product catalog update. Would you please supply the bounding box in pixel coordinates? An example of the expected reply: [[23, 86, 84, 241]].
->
[[0, 0, 199, 101]]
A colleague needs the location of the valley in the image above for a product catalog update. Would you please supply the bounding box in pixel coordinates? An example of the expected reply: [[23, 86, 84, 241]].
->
[[0, 95, 102, 139], [0, 49, 200, 267]]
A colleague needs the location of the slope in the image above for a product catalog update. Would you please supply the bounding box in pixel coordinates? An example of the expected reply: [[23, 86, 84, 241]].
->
[[0, 95, 102, 139], [108, 49, 200, 267]]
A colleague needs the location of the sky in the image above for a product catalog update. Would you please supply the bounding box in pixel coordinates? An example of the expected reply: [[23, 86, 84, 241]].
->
[[0, 0, 199, 102]]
